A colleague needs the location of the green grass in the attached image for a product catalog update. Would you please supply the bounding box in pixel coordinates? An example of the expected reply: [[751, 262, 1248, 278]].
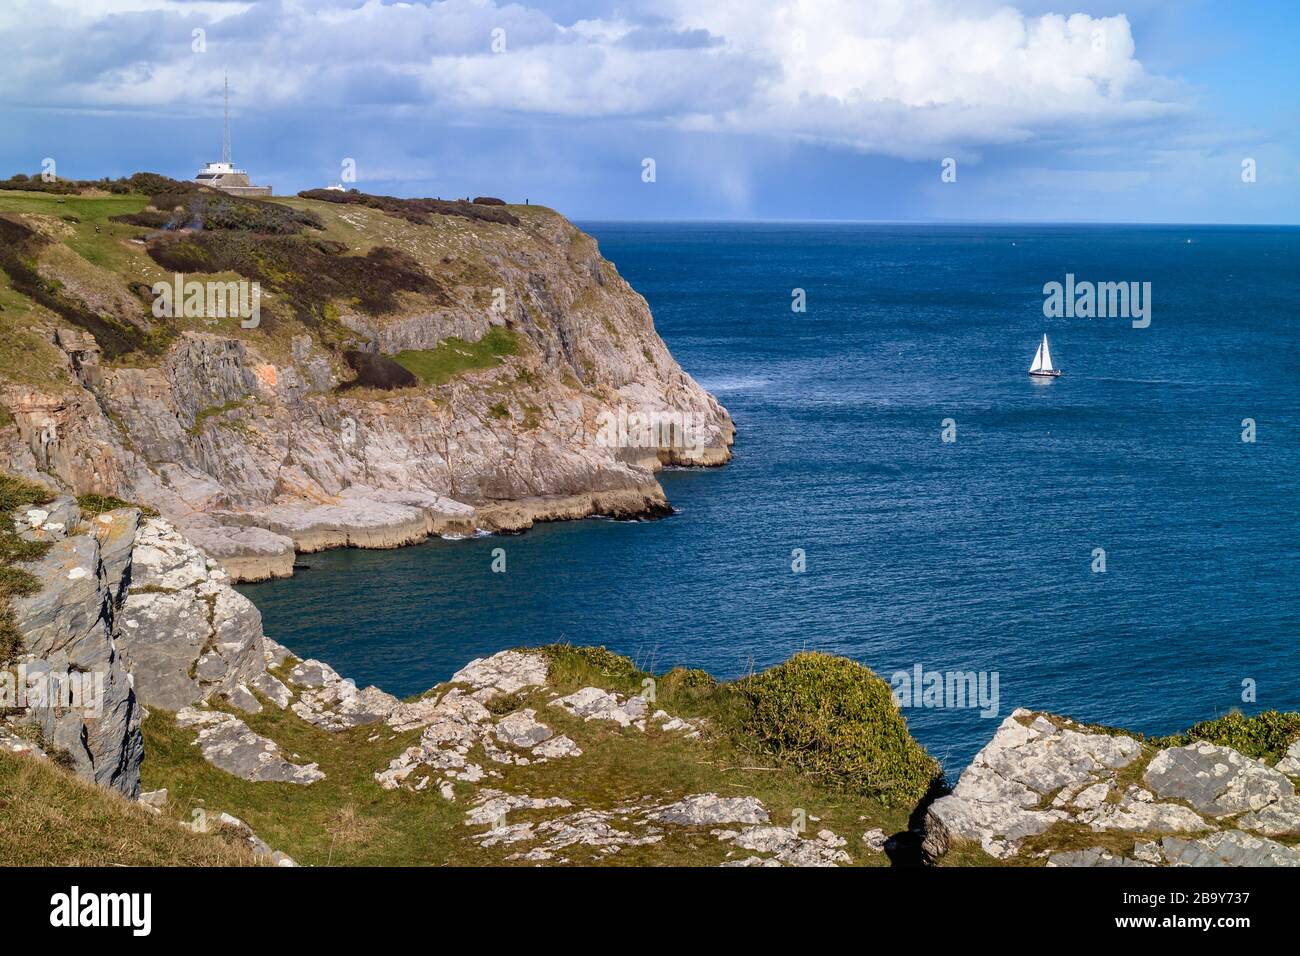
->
[[135, 645, 914, 866], [1158, 710, 1300, 764], [0, 749, 259, 866], [186, 400, 246, 437], [393, 328, 521, 386], [76, 492, 159, 520]]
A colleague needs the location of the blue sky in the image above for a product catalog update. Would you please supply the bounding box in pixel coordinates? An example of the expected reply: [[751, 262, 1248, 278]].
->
[[1, 0, 1295, 222]]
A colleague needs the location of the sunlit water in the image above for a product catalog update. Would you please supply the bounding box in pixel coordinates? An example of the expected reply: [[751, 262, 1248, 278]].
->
[[241, 223, 1300, 771]]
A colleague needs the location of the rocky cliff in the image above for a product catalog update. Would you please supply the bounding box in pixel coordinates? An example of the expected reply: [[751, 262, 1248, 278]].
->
[[923, 709, 1300, 867], [0, 185, 733, 580], [5, 497, 1299, 866]]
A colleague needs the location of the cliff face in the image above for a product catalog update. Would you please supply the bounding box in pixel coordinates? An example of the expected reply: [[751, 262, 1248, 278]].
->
[[7, 498, 143, 796], [0, 191, 733, 579], [6, 501, 1299, 867]]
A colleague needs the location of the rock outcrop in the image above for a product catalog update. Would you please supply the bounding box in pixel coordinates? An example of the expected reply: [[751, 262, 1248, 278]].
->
[[0, 199, 734, 581], [115, 518, 265, 711], [5, 501, 283, 796], [7, 497, 143, 797], [923, 709, 1300, 867]]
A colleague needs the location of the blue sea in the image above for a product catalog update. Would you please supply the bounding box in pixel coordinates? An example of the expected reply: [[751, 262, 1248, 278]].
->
[[240, 223, 1300, 772]]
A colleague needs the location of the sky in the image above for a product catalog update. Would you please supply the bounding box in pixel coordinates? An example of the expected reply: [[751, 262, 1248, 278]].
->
[[0, 0, 1296, 222]]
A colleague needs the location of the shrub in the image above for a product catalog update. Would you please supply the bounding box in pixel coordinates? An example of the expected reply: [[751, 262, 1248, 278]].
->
[[141, 191, 322, 234], [1160, 710, 1300, 764], [147, 231, 438, 338], [737, 652, 940, 805], [297, 188, 519, 227], [537, 643, 644, 691], [0, 217, 164, 360], [339, 351, 419, 391]]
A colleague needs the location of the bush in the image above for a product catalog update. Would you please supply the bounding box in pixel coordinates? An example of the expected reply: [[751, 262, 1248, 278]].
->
[[737, 652, 940, 805], [297, 188, 519, 227], [537, 643, 644, 691], [147, 231, 437, 338], [1160, 710, 1300, 764], [339, 351, 419, 391]]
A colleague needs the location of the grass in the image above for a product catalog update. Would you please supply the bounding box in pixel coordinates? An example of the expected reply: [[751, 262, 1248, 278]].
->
[[393, 328, 521, 386], [1158, 710, 1300, 764], [0, 749, 259, 866], [0, 473, 55, 664], [133, 644, 914, 866], [186, 400, 246, 437], [76, 492, 159, 520]]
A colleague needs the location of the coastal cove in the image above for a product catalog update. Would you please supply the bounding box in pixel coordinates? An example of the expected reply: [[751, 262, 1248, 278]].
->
[[240, 222, 1300, 772]]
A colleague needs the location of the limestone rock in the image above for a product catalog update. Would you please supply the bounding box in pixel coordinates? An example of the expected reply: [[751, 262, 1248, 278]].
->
[[1047, 848, 1152, 867], [212, 812, 298, 866], [115, 518, 265, 710], [451, 650, 549, 701], [287, 657, 398, 730], [175, 707, 324, 784], [1276, 741, 1300, 776], [647, 794, 769, 827], [714, 825, 852, 867], [1143, 743, 1295, 816], [1162, 830, 1300, 867], [9, 521, 142, 797], [550, 686, 650, 728], [1237, 795, 1300, 836]]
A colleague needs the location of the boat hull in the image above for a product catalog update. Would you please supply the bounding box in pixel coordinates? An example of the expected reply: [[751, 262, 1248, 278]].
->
[[1028, 369, 1061, 377]]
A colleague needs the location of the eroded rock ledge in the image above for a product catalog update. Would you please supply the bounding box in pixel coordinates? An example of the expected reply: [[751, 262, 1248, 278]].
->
[[0, 201, 736, 582], [8, 507, 1297, 867], [923, 710, 1300, 867]]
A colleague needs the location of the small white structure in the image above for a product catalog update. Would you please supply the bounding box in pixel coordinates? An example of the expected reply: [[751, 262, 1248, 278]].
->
[[194, 74, 271, 197]]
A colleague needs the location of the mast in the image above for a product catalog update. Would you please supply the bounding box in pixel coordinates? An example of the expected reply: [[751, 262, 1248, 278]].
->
[[222, 72, 231, 165]]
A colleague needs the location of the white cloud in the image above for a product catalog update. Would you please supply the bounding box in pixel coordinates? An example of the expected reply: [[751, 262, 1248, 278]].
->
[[0, 0, 1188, 159]]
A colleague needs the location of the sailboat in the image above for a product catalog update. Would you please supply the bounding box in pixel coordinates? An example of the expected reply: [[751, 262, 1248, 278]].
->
[[1028, 333, 1061, 377]]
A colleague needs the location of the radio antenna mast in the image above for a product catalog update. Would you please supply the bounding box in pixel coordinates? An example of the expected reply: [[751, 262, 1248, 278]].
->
[[222, 72, 231, 165]]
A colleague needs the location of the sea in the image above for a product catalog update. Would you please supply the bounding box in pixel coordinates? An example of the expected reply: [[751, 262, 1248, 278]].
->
[[239, 223, 1300, 772]]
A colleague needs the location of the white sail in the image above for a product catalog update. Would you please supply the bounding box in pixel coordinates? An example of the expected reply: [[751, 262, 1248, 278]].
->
[[1040, 334, 1054, 372], [1029, 340, 1044, 373]]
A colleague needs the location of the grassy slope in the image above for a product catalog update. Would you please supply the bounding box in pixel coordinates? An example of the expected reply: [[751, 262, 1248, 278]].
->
[[0, 190, 562, 379], [138, 649, 915, 867], [0, 749, 259, 866], [393, 327, 520, 385]]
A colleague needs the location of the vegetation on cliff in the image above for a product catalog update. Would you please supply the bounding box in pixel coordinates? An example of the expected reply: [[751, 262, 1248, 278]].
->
[[737, 652, 942, 805], [0, 474, 54, 664], [0, 749, 257, 866]]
